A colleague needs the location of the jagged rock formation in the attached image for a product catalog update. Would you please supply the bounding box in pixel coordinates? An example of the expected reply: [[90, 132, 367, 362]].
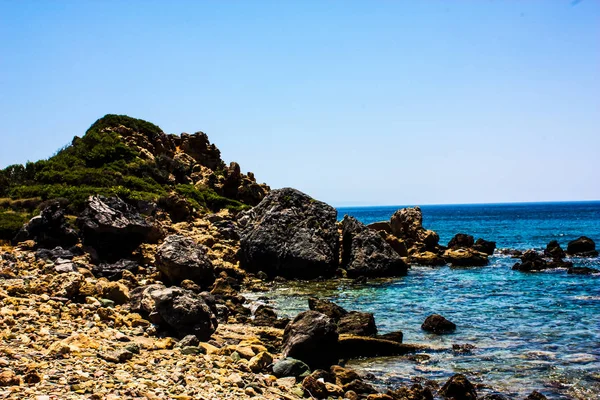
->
[[238, 188, 340, 279]]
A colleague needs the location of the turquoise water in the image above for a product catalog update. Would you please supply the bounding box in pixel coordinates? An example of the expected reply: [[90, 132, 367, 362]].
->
[[251, 202, 600, 399]]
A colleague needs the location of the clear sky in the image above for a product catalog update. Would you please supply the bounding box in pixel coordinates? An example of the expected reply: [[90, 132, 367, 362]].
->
[[1, 1, 598, 206]]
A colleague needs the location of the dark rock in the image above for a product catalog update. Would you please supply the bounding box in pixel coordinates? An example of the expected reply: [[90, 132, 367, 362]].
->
[[567, 236, 598, 257], [443, 248, 488, 267], [448, 233, 474, 249], [376, 331, 403, 343], [155, 235, 215, 287], [388, 384, 433, 400], [92, 259, 139, 280], [151, 287, 218, 340], [438, 374, 477, 400], [253, 305, 278, 326], [452, 343, 476, 353], [35, 246, 83, 261], [342, 379, 377, 395], [77, 196, 162, 261], [481, 394, 510, 400], [341, 215, 408, 278], [281, 310, 339, 369], [338, 335, 425, 358], [238, 188, 339, 279], [176, 335, 200, 348], [512, 250, 572, 272], [13, 202, 78, 248], [524, 391, 547, 400], [338, 311, 377, 337], [544, 240, 565, 259], [272, 357, 311, 379], [473, 238, 496, 255], [421, 314, 456, 334], [389, 207, 439, 251], [567, 266, 598, 275], [212, 220, 240, 241], [308, 297, 348, 322]]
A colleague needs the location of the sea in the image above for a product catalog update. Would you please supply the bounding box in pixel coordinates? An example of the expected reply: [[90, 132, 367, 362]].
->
[[249, 202, 600, 399]]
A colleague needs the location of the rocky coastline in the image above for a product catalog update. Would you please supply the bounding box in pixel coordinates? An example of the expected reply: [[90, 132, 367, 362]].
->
[[1, 116, 598, 400]]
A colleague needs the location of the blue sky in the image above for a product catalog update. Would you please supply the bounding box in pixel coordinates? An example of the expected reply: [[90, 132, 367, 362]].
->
[[1, 1, 598, 206]]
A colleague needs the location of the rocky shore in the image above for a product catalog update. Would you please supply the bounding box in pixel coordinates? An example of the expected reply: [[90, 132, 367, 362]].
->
[[1, 116, 597, 400]]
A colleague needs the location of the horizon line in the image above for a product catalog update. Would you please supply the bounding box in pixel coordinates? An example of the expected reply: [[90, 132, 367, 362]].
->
[[332, 199, 600, 208]]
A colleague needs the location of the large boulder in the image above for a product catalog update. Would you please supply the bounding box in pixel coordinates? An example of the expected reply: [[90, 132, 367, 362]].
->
[[438, 374, 477, 400], [238, 188, 339, 279], [13, 202, 78, 248], [421, 314, 456, 334], [281, 310, 339, 369], [512, 250, 572, 272], [77, 196, 161, 261], [390, 207, 439, 251], [341, 216, 408, 278], [567, 236, 598, 257], [151, 287, 218, 340], [448, 233, 474, 249], [155, 235, 215, 287]]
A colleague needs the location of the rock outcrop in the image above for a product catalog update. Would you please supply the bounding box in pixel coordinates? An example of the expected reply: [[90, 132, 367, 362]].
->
[[155, 235, 215, 287], [512, 250, 572, 272], [390, 207, 439, 252], [443, 248, 489, 267], [567, 236, 598, 257], [77, 196, 162, 261], [341, 216, 408, 278], [544, 240, 565, 259], [238, 188, 339, 279], [281, 310, 339, 369]]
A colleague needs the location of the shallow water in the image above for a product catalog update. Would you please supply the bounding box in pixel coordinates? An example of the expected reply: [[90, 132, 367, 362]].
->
[[248, 202, 600, 399]]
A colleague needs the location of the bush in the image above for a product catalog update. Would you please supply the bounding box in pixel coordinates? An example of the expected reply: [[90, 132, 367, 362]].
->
[[0, 211, 31, 241]]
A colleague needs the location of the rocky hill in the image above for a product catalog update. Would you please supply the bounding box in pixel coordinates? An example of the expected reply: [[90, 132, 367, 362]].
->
[[0, 114, 269, 240]]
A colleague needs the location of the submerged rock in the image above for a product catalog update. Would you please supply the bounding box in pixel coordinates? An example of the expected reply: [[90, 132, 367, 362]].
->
[[238, 188, 339, 279], [567, 266, 598, 275], [421, 314, 456, 334], [155, 235, 215, 287], [512, 250, 573, 272], [567, 236, 598, 257], [281, 310, 339, 369], [524, 391, 548, 400], [341, 215, 408, 278]]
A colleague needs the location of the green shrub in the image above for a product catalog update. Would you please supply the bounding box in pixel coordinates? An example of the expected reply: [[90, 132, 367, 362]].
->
[[0, 211, 31, 241]]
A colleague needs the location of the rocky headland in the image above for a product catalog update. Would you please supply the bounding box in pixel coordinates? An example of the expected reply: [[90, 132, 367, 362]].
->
[[1, 115, 597, 400]]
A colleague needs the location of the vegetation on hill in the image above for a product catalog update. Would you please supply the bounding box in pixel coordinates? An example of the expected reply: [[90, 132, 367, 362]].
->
[[0, 114, 248, 240]]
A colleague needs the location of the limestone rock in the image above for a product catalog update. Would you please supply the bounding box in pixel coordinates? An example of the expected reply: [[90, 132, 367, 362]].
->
[[443, 248, 488, 267]]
